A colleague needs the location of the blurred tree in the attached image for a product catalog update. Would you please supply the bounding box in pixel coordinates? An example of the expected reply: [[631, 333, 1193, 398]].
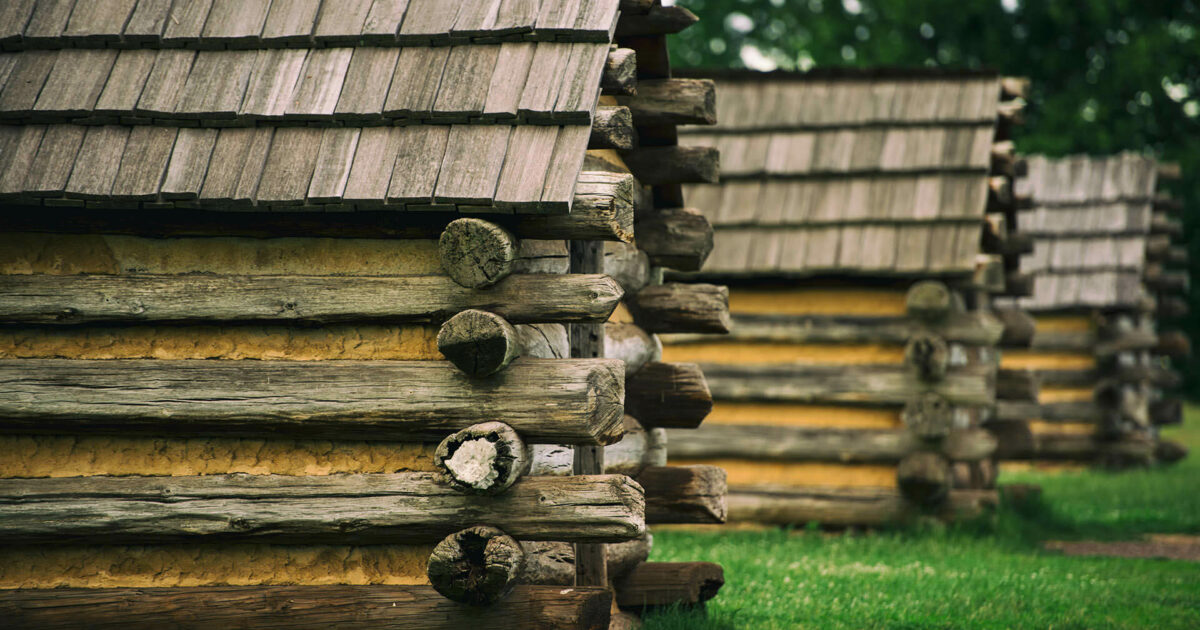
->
[[672, 0, 1200, 396]]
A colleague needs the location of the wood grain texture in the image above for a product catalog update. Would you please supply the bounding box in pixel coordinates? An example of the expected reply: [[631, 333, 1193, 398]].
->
[[0, 358, 626, 444], [701, 363, 996, 407], [635, 465, 727, 524], [627, 283, 731, 334], [727, 486, 998, 526], [613, 562, 725, 609], [625, 361, 713, 429]]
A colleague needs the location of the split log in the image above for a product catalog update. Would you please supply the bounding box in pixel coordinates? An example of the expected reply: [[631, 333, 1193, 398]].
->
[[984, 419, 1035, 459], [904, 333, 949, 381], [1157, 296, 1189, 319], [613, 562, 724, 610], [427, 526, 524, 605], [435, 422, 530, 495], [604, 322, 661, 377], [1150, 398, 1182, 426], [906, 280, 954, 322], [1157, 161, 1183, 180], [0, 358, 626, 444], [994, 401, 1101, 423], [1145, 265, 1188, 292], [0, 473, 646, 545], [636, 465, 727, 524], [1156, 439, 1188, 464], [896, 452, 953, 506], [603, 241, 652, 295], [701, 363, 995, 407], [1028, 433, 1156, 464], [634, 207, 714, 271], [0, 273, 624, 325], [0, 585, 613, 630], [665, 311, 1003, 346], [625, 361, 714, 429], [901, 392, 955, 440], [602, 48, 637, 95], [1153, 193, 1184, 212], [520, 533, 652, 586], [610, 611, 644, 630], [627, 283, 731, 334], [994, 307, 1036, 347], [591, 106, 636, 150], [1094, 330, 1159, 357], [439, 218, 518, 289], [987, 177, 1014, 210], [621, 146, 719, 185], [617, 79, 716, 126], [726, 486, 998, 527], [615, 5, 699, 37], [438, 309, 521, 377], [996, 369, 1040, 402]]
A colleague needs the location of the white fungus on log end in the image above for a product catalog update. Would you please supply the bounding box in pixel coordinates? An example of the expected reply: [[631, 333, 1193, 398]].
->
[[435, 421, 530, 495]]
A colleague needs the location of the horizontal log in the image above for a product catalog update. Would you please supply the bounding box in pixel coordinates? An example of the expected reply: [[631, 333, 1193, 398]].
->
[[1030, 328, 1095, 351], [615, 5, 699, 37], [614, 562, 724, 611], [1145, 268, 1188, 293], [519, 533, 652, 585], [1166, 245, 1188, 266], [991, 141, 1016, 177], [604, 241, 652, 295], [987, 178, 1014, 210], [0, 273, 623, 326], [604, 322, 661, 377], [1156, 439, 1188, 464], [435, 422, 530, 495], [1150, 398, 1183, 426], [0, 172, 635, 241], [997, 369, 1040, 402], [590, 106, 636, 150], [634, 207, 714, 272], [617, 79, 716, 126], [622, 146, 719, 185], [1151, 211, 1184, 237], [1017, 433, 1156, 464], [897, 452, 953, 506], [439, 218, 517, 288], [666, 424, 995, 463], [994, 307, 1036, 347], [635, 465, 727, 525], [1158, 296, 1189, 319], [997, 100, 1025, 125], [628, 283, 731, 334], [664, 311, 1003, 346], [625, 361, 713, 429], [0, 358, 626, 444], [528, 417, 665, 477], [0, 473, 645, 545], [985, 419, 1035, 459], [0, 585, 613, 630], [1153, 193, 1183, 212], [1145, 233, 1172, 258], [427, 525, 523, 605], [726, 486, 999, 527], [700, 363, 995, 407], [602, 48, 637, 96], [1157, 162, 1183, 180], [1001, 76, 1031, 100], [1004, 270, 1034, 297]]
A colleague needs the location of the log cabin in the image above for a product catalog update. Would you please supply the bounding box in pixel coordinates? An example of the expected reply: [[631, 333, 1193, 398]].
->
[[993, 153, 1189, 468], [657, 68, 1032, 527], [0, 1, 728, 627]]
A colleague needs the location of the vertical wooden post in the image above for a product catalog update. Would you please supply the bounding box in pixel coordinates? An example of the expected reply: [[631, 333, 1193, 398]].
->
[[570, 240, 608, 587]]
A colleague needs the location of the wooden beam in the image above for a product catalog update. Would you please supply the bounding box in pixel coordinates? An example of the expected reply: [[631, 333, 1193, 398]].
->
[[997, 368, 1040, 402], [590, 106, 636, 150], [997, 100, 1025, 125], [726, 486, 998, 526], [668, 424, 995, 464], [1156, 330, 1191, 358], [0, 585, 614, 630], [700, 363, 996, 407], [1004, 271, 1035, 297], [634, 206, 714, 272], [615, 5, 699, 37], [617, 79, 716, 126], [613, 562, 724, 610], [1150, 398, 1183, 426], [604, 241, 652, 295], [995, 401, 1102, 423], [1157, 161, 1182, 180], [635, 465, 727, 525], [990, 141, 1016, 177], [0, 358, 626, 444], [1000, 76, 1031, 100], [666, 311, 1004, 346], [1151, 211, 1184, 237], [0, 273, 623, 326], [1153, 193, 1183, 212], [438, 310, 521, 377], [0, 473, 645, 545], [1157, 296, 1189, 319], [994, 307, 1036, 347], [625, 361, 713, 429], [622, 146, 719, 185], [604, 322, 661, 377], [627, 283, 731, 334], [1145, 267, 1188, 293], [601, 48, 637, 96]]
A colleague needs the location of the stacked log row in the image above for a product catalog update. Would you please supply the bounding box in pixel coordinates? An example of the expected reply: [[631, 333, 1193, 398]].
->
[[659, 69, 1024, 527], [0, 1, 661, 628], [993, 154, 1188, 468]]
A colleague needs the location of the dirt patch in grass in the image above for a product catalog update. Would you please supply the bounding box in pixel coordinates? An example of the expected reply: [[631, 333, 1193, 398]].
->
[[1044, 535, 1200, 562]]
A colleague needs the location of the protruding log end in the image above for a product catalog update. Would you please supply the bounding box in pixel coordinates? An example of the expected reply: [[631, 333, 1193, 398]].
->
[[435, 422, 530, 495], [604, 322, 661, 377], [996, 368, 1040, 402], [601, 48, 638, 95], [1155, 439, 1188, 464], [438, 309, 521, 377], [625, 362, 713, 429], [1156, 330, 1191, 359], [427, 526, 525, 605], [1150, 398, 1183, 426], [901, 392, 954, 440], [439, 218, 518, 289], [906, 281, 953, 322], [941, 428, 999, 462], [628, 283, 731, 334], [904, 333, 949, 381], [994, 307, 1036, 347], [897, 452, 952, 507], [635, 207, 714, 272]]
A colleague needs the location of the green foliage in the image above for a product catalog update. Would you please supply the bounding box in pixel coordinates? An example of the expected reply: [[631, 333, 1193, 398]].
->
[[671, 0, 1200, 396], [642, 408, 1200, 628]]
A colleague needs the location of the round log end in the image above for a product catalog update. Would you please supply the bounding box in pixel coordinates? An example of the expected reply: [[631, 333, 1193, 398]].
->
[[438, 309, 520, 377], [439, 218, 518, 289], [427, 525, 525, 605], [435, 422, 530, 495], [906, 281, 953, 322], [904, 333, 949, 382], [897, 452, 952, 506], [901, 392, 955, 440]]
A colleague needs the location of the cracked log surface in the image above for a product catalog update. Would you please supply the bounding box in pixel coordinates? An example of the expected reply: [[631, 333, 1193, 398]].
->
[[0, 473, 646, 545], [0, 358, 626, 444], [438, 309, 521, 377], [0, 273, 623, 325], [427, 526, 524, 605], [438, 218, 518, 289], [435, 422, 530, 495]]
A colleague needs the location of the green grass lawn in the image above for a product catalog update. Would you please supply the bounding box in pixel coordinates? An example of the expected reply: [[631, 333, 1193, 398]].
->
[[643, 410, 1200, 629]]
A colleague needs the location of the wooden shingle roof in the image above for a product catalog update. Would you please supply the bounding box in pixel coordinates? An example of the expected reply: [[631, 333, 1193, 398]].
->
[[1011, 153, 1158, 310], [677, 70, 1005, 278], [0, 0, 622, 214]]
